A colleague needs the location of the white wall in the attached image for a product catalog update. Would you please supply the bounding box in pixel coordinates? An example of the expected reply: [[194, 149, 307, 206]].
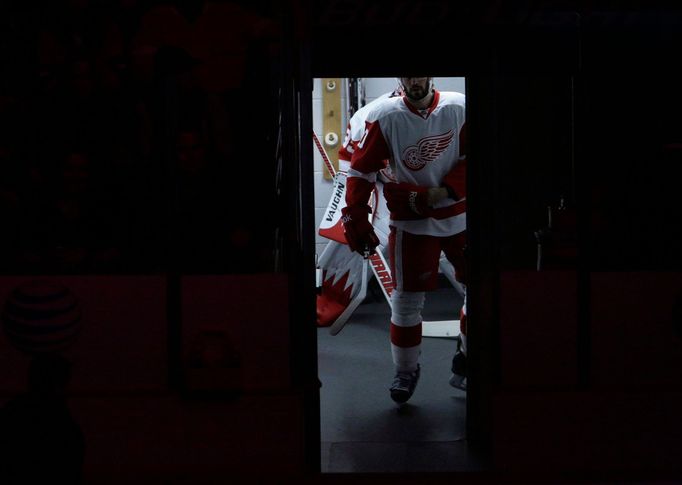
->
[[312, 78, 347, 257], [312, 77, 466, 257], [363, 77, 465, 104]]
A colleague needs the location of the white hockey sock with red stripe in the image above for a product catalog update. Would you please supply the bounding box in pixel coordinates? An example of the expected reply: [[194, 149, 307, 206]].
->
[[390, 290, 425, 373], [390, 321, 422, 372]]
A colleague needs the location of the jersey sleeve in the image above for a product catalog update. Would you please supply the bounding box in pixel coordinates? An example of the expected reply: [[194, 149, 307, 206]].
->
[[351, 119, 391, 174], [337, 122, 353, 171], [346, 119, 391, 208]]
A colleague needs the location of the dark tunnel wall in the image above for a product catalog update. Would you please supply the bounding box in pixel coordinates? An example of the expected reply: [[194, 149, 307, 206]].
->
[[315, 0, 682, 476], [0, 0, 308, 482]]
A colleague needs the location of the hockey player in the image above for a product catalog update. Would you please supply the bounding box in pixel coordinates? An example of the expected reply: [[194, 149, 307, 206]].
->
[[342, 77, 467, 403], [337, 86, 402, 254], [316, 86, 402, 329]]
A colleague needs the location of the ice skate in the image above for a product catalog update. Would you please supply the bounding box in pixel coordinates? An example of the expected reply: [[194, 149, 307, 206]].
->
[[449, 337, 467, 391], [389, 364, 421, 404]]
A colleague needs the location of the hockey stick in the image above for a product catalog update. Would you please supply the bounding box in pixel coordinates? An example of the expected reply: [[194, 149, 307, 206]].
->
[[368, 246, 393, 301], [438, 256, 466, 297], [315, 129, 366, 335], [312, 131, 337, 178], [368, 247, 461, 338], [315, 129, 371, 335]]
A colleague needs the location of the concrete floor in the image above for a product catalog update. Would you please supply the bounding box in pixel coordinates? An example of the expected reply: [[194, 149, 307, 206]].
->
[[317, 279, 484, 473]]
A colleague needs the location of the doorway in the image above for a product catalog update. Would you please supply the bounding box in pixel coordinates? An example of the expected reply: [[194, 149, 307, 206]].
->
[[311, 77, 483, 473]]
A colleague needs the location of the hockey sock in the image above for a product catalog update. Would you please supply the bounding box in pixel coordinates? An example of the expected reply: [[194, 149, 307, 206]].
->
[[390, 321, 422, 372]]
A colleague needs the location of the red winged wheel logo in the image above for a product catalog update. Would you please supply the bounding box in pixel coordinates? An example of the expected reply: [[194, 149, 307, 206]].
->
[[401, 129, 455, 171]]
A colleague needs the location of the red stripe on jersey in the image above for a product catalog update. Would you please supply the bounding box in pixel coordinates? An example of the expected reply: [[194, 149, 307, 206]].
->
[[350, 119, 391, 175], [390, 322, 422, 348], [338, 122, 353, 163], [345, 176, 374, 208], [338, 150, 351, 164]]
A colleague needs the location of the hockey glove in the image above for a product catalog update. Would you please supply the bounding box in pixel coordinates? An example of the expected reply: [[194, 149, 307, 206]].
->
[[383, 183, 449, 218], [341, 205, 379, 255]]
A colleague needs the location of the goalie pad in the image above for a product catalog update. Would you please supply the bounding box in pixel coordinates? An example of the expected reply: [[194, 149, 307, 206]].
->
[[316, 240, 367, 327], [319, 172, 382, 245], [318, 172, 349, 243], [316, 184, 387, 328]]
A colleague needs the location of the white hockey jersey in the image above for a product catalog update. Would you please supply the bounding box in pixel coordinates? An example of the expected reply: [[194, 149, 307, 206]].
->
[[348, 90, 466, 237], [338, 91, 397, 176]]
